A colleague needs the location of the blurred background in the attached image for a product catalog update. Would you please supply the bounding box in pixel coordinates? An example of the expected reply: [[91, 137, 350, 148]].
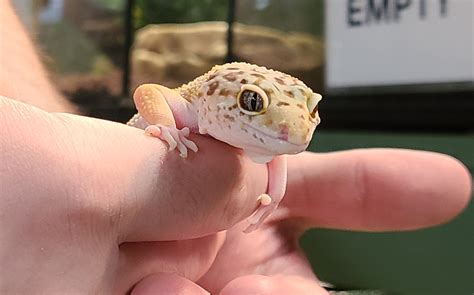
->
[[11, 0, 473, 293]]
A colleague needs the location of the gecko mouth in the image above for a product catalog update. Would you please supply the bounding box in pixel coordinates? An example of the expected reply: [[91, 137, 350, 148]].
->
[[238, 120, 310, 150]]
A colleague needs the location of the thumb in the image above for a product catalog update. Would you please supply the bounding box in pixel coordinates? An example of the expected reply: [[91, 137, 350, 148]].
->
[[131, 273, 210, 295], [116, 233, 225, 294]]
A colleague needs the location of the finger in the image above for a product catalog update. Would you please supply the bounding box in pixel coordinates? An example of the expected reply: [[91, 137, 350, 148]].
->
[[43, 113, 268, 242], [282, 149, 472, 231], [118, 134, 267, 241], [198, 222, 321, 292], [220, 275, 328, 295], [131, 274, 209, 295], [4, 99, 267, 243], [116, 233, 225, 293]]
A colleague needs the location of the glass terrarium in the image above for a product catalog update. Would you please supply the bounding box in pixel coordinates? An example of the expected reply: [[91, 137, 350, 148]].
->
[[13, 0, 128, 120]]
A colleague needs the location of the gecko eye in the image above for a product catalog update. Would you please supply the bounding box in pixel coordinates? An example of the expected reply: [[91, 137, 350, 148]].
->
[[237, 85, 268, 115], [240, 90, 263, 112], [307, 93, 322, 120]]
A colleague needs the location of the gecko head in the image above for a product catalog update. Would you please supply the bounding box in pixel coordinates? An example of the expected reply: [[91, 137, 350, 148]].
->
[[197, 62, 322, 163]]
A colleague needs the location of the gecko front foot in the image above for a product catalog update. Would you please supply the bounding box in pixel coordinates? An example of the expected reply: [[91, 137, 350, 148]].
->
[[145, 124, 198, 158]]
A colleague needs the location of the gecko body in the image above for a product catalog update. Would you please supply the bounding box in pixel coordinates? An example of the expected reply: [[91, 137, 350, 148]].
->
[[127, 62, 322, 232]]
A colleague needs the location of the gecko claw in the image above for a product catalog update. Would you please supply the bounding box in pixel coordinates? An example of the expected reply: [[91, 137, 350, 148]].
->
[[144, 124, 198, 158]]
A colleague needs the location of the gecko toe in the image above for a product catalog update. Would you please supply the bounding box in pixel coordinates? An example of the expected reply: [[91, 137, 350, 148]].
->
[[177, 128, 198, 153], [144, 125, 161, 137], [177, 141, 188, 158], [244, 203, 277, 233], [181, 127, 190, 136], [257, 194, 272, 206], [162, 128, 178, 151], [181, 136, 198, 152], [145, 124, 198, 157]]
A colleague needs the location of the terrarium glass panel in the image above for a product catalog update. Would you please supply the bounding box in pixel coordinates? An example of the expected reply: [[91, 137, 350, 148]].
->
[[233, 0, 325, 94], [130, 0, 228, 90], [12, 0, 127, 118]]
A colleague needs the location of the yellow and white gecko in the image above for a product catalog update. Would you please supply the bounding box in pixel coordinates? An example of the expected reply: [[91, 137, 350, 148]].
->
[[127, 62, 322, 233]]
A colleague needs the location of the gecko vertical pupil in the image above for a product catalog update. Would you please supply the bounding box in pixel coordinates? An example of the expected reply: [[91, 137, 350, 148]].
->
[[240, 90, 263, 112]]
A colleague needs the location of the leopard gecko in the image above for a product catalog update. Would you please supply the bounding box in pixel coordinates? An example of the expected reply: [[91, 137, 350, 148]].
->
[[127, 62, 322, 233]]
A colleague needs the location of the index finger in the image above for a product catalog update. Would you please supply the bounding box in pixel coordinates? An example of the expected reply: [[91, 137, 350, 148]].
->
[[282, 149, 471, 231], [0, 97, 268, 244]]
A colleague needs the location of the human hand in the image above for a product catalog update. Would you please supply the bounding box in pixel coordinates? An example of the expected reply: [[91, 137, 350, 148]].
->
[[1, 96, 471, 294]]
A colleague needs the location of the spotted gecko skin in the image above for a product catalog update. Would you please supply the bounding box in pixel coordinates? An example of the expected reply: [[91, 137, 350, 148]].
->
[[127, 62, 322, 232]]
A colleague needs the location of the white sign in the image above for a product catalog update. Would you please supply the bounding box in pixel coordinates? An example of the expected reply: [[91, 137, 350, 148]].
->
[[325, 0, 474, 88]]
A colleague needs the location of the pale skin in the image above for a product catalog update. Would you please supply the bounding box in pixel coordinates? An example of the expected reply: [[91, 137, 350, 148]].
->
[[0, 1, 472, 294]]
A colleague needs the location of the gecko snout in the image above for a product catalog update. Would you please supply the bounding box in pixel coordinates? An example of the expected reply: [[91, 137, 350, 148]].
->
[[274, 121, 315, 150], [277, 123, 289, 141]]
